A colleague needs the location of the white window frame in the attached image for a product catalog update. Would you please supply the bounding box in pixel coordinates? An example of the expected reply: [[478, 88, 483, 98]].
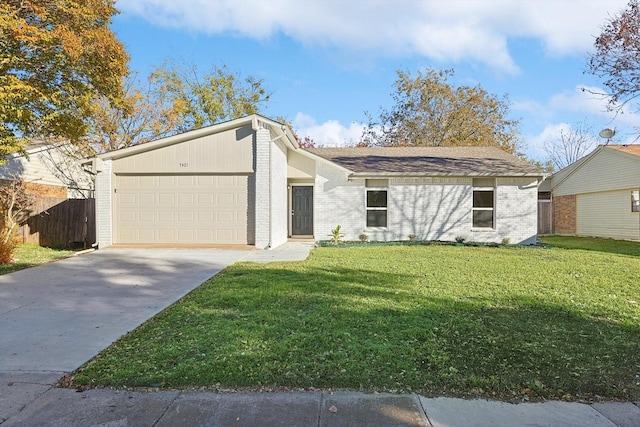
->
[[472, 179, 495, 229], [365, 187, 388, 229], [632, 190, 640, 213]]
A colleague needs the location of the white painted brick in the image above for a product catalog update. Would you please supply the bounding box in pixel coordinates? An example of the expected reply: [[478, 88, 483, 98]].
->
[[313, 167, 539, 245], [270, 140, 288, 249], [254, 127, 271, 249], [95, 159, 113, 248]]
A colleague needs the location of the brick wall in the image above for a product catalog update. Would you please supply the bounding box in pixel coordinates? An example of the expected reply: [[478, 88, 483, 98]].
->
[[254, 127, 271, 248], [553, 194, 576, 235], [491, 178, 539, 245], [95, 160, 113, 247], [313, 172, 540, 245], [24, 181, 67, 198], [314, 161, 364, 241], [389, 178, 470, 242], [270, 140, 288, 248]]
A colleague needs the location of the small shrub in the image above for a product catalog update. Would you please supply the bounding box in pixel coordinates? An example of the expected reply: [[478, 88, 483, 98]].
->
[[329, 225, 345, 245], [0, 235, 17, 264], [455, 236, 465, 244], [358, 232, 369, 243], [501, 237, 511, 246], [408, 234, 416, 242], [0, 177, 34, 264]]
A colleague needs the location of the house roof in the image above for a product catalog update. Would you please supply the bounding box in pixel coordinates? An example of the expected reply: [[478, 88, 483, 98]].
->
[[606, 144, 640, 157], [548, 144, 640, 190], [305, 146, 544, 177]]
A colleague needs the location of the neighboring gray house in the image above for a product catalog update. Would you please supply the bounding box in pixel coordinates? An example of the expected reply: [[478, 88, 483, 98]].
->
[[546, 144, 640, 240], [0, 141, 92, 198], [89, 114, 544, 249]]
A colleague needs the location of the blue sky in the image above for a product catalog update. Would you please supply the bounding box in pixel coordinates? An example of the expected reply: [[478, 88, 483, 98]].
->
[[111, 0, 638, 162]]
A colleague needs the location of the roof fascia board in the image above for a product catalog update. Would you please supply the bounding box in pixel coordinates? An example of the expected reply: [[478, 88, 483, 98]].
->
[[349, 172, 545, 179], [252, 115, 300, 150]]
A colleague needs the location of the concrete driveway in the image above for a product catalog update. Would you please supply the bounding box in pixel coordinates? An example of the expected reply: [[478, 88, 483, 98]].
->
[[0, 248, 250, 373]]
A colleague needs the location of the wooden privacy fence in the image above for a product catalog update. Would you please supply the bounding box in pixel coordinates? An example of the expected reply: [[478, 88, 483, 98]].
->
[[19, 198, 96, 249], [538, 200, 553, 235]]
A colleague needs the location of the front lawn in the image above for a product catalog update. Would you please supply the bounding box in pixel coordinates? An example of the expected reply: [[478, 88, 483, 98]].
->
[[71, 239, 640, 401], [0, 244, 75, 275]]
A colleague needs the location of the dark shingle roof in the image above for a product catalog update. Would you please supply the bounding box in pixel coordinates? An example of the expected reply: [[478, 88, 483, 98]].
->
[[306, 146, 543, 177]]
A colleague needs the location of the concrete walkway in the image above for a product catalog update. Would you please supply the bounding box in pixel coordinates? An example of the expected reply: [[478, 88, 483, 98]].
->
[[2, 242, 640, 426], [2, 375, 639, 426]]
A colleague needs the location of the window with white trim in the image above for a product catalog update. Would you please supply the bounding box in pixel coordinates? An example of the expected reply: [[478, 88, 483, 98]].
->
[[472, 178, 495, 228], [632, 190, 640, 212], [366, 179, 388, 228]]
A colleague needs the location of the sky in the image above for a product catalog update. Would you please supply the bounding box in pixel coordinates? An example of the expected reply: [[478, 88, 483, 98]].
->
[[111, 0, 639, 162]]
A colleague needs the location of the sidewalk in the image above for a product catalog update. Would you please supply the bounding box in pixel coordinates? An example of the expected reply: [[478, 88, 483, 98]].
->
[[2, 243, 640, 426], [2, 372, 640, 426]]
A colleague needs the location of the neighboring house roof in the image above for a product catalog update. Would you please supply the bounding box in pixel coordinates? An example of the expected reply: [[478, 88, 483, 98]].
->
[[0, 141, 92, 195], [549, 144, 640, 191], [306, 146, 544, 177], [606, 144, 640, 157]]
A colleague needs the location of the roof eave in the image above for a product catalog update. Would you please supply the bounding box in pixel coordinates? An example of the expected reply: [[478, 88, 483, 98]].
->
[[348, 172, 545, 179]]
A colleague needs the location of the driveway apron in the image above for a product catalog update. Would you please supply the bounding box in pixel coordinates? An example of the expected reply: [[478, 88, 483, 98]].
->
[[0, 248, 249, 373]]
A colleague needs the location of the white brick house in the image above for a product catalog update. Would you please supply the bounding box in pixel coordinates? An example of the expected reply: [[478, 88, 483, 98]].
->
[[90, 114, 544, 249]]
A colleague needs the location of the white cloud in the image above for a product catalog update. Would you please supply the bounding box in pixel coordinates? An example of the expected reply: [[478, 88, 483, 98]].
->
[[550, 86, 640, 128], [117, 0, 627, 73], [516, 85, 640, 159], [292, 113, 365, 147]]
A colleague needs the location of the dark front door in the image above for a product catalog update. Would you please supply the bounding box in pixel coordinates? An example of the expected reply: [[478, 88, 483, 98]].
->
[[292, 186, 313, 236]]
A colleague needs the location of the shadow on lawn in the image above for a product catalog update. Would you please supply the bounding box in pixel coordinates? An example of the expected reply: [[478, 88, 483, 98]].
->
[[73, 263, 640, 401], [540, 236, 640, 258]]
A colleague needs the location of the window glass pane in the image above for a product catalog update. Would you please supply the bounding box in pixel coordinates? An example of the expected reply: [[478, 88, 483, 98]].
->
[[473, 190, 494, 208], [367, 210, 387, 227], [473, 210, 493, 228], [633, 190, 640, 212], [367, 190, 387, 208]]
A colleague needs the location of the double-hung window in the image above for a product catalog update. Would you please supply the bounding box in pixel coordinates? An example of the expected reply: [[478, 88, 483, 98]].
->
[[472, 178, 495, 228], [632, 190, 640, 213], [366, 179, 388, 228]]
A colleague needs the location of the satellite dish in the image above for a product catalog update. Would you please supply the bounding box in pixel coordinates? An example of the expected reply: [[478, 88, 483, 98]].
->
[[599, 128, 616, 139]]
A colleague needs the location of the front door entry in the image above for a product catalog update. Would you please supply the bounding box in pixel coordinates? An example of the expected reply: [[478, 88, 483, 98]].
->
[[291, 186, 313, 236]]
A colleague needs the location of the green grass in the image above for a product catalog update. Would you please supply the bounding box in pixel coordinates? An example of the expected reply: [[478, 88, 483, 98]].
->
[[71, 238, 640, 401], [542, 235, 640, 257], [0, 244, 74, 275]]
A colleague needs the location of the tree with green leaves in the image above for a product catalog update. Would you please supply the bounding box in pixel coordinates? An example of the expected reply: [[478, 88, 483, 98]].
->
[[150, 61, 271, 133], [0, 0, 129, 161], [362, 68, 522, 154]]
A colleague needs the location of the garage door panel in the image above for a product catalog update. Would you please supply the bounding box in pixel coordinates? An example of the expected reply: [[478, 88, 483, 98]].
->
[[115, 174, 248, 244], [158, 211, 176, 222], [178, 193, 195, 204]]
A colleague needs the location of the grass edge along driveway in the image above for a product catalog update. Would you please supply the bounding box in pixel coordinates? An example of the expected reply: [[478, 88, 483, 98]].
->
[[70, 237, 640, 401], [0, 244, 74, 275]]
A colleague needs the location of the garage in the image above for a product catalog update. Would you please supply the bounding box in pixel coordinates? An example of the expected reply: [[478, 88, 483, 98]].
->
[[93, 115, 297, 249], [577, 190, 639, 240], [114, 174, 249, 244]]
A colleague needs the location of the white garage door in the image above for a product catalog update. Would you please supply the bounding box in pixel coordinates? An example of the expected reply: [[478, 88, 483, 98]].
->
[[114, 174, 249, 244]]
